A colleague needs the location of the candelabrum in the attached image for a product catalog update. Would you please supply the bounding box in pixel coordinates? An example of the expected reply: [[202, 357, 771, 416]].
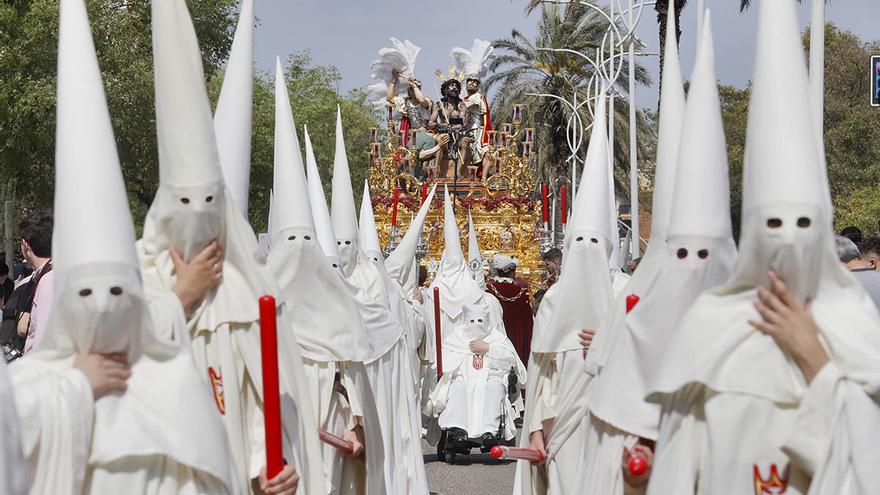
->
[[539, 223, 555, 258], [382, 225, 400, 258], [415, 233, 429, 261]]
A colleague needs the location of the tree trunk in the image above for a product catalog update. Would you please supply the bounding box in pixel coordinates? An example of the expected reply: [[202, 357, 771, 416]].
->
[[655, 0, 687, 107]]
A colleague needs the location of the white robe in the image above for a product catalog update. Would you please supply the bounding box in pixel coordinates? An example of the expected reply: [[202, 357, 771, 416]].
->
[[365, 338, 429, 494], [515, 350, 594, 494], [425, 325, 525, 442], [12, 292, 238, 495], [301, 359, 386, 495], [139, 248, 325, 495], [10, 360, 93, 494], [0, 364, 28, 494]]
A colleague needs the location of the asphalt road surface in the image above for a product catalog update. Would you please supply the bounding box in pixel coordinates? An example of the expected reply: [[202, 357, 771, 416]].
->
[[422, 431, 519, 495]]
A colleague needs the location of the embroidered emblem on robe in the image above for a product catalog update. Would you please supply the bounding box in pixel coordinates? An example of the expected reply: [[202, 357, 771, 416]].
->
[[472, 354, 484, 370], [753, 464, 788, 495], [209, 367, 226, 415]]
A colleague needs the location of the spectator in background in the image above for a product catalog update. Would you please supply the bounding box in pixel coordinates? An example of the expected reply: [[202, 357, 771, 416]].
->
[[0, 262, 13, 308], [540, 247, 562, 288], [532, 288, 546, 316], [17, 212, 53, 355], [839, 225, 864, 244], [858, 236, 880, 271], [487, 255, 534, 367], [836, 235, 880, 308]]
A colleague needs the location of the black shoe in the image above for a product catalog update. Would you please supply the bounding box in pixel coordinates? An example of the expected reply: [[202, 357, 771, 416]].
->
[[448, 428, 469, 448], [481, 432, 499, 452]]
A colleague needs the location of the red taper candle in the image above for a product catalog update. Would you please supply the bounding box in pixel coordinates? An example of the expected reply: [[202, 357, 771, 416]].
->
[[541, 183, 550, 223], [259, 296, 284, 479], [421, 182, 429, 204], [391, 187, 400, 226], [560, 185, 567, 225], [433, 287, 443, 380], [490, 446, 546, 464], [318, 429, 355, 456]]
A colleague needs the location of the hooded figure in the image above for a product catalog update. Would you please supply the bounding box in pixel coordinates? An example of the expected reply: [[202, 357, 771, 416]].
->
[[424, 304, 525, 446], [136, 0, 324, 492], [467, 211, 486, 290], [514, 86, 617, 495], [330, 112, 429, 494], [427, 189, 505, 347], [213, 0, 254, 219], [266, 59, 386, 495], [584, 1, 686, 387], [9, 0, 237, 492], [582, 13, 738, 494], [646, 3, 880, 494]]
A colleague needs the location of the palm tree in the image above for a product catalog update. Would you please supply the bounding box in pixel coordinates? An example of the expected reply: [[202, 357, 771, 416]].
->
[[486, 3, 652, 191], [525, 0, 688, 102]]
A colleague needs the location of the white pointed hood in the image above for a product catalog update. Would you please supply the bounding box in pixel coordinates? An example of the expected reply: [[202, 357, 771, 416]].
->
[[266, 71, 374, 363], [358, 182, 383, 260], [330, 107, 361, 276], [725, 0, 830, 303], [568, 89, 614, 253], [588, 14, 737, 440], [467, 210, 486, 290], [428, 187, 484, 320], [583, 7, 685, 377], [648, 1, 880, 435], [385, 185, 437, 288], [140, 3, 325, 491], [304, 127, 341, 266], [531, 90, 615, 354], [31, 0, 237, 488], [649, 0, 686, 241], [213, 0, 254, 217], [270, 58, 314, 240]]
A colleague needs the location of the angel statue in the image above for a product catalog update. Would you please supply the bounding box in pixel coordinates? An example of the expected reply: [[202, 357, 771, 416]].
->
[[367, 38, 448, 180]]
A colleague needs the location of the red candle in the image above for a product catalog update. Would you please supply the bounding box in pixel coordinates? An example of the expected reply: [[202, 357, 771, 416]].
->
[[541, 183, 549, 223], [490, 446, 546, 464], [319, 429, 355, 456], [391, 187, 400, 226], [421, 182, 429, 204], [259, 295, 284, 479], [433, 287, 443, 380], [561, 185, 567, 225]]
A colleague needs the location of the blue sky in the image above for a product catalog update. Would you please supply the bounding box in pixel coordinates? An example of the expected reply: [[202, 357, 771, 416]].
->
[[252, 0, 880, 109]]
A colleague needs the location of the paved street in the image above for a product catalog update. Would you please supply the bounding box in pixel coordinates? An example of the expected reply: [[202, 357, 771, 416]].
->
[[422, 432, 519, 495]]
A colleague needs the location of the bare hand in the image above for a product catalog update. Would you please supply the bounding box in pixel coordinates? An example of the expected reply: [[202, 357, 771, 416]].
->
[[528, 430, 547, 465], [73, 352, 131, 399], [412, 288, 424, 304], [258, 464, 299, 495], [344, 425, 365, 459], [579, 328, 595, 359], [748, 271, 830, 383], [622, 444, 653, 488], [469, 339, 490, 355], [171, 240, 224, 313], [436, 134, 450, 147]]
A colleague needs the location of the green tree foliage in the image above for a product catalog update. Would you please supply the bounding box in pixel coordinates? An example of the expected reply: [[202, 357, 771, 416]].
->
[[488, 3, 654, 195], [0, 0, 237, 225], [717, 23, 880, 239], [1, 1, 377, 236]]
